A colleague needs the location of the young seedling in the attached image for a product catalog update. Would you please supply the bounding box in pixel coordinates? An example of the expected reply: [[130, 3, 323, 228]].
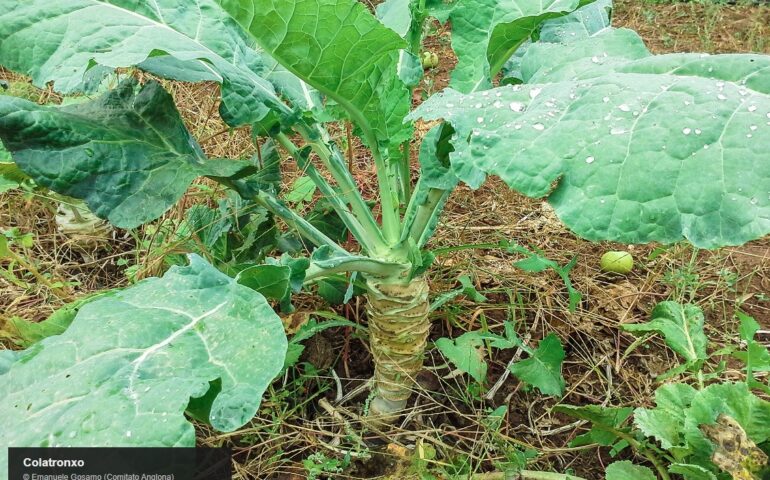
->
[[0, 0, 769, 474]]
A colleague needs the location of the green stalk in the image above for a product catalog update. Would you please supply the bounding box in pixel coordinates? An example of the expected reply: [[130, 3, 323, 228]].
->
[[252, 190, 349, 256], [392, 0, 429, 206], [408, 0, 428, 57], [274, 133, 381, 254], [406, 186, 451, 247], [370, 142, 401, 246], [299, 122, 399, 246], [304, 258, 408, 283], [395, 145, 412, 206], [294, 124, 392, 252]]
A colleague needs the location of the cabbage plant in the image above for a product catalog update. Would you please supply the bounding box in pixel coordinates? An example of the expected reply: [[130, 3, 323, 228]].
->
[[1, 0, 769, 457]]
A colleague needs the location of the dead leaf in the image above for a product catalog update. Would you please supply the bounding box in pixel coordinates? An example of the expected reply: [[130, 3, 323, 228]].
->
[[701, 414, 769, 480]]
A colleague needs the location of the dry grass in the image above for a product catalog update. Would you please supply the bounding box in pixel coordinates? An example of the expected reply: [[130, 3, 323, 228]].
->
[[1, 1, 770, 479]]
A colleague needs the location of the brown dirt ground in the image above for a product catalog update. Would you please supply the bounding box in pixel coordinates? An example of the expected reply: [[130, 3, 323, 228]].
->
[[1, 1, 770, 479]]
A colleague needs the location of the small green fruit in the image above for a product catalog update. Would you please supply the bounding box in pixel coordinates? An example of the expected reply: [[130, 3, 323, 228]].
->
[[600, 251, 634, 274], [421, 51, 439, 69]]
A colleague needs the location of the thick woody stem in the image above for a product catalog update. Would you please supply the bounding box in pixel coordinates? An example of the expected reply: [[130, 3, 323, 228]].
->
[[365, 276, 430, 421]]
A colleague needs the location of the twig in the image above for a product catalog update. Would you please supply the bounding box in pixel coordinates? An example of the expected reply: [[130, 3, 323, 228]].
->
[[485, 332, 532, 400], [331, 369, 343, 402], [335, 377, 374, 405]]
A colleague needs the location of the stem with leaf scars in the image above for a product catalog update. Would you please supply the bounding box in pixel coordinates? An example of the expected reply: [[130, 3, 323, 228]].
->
[[365, 275, 431, 420]]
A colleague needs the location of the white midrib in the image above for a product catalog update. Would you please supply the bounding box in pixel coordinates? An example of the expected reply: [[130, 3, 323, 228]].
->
[[126, 301, 228, 401], [301, 81, 316, 109]]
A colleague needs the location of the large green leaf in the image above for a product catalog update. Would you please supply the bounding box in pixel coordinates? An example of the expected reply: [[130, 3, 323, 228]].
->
[[218, 0, 412, 156], [683, 382, 770, 463], [0, 255, 286, 472], [539, 0, 612, 42], [502, 0, 613, 84], [449, 0, 590, 92], [0, 80, 247, 228], [623, 302, 708, 364], [411, 29, 770, 248], [633, 383, 697, 450], [0, 0, 307, 129]]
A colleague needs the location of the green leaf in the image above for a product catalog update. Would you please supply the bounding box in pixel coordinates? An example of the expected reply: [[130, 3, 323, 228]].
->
[[177, 204, 233, 262], [285, 176, 317, 204], [240, 140, 283, 195], [402, 123, 456, 248], [264, 254, 311, 312], [733, 311, 770, 376], [449, 0, 591, 92], [0, 156, 27, 193], [427, 0, 455, 23], [623, 302, 708, 364], [0, 349, 19, 375], [0, 80, 248, 229], [540, 0, 612, 42], [306, 199, 350, 244], [316, 277, 348, 305], [605, 461, 656, 480], [0, 235, 8, 259], [459, 275, 488, 302], [668, 464, 717, 480], [683, 382, 770, 461], [510, 244, 582, 312], [0, 0, 301, 129], [633, 383, 698, 450], [555, 404, 632, 448], [0, 141, 22, 193], [418, 124, 459, 191], [556, 404, 633, 428], [509, 333, 565, 395], [411, 29, 770, 248], [236, 264, 291, 300], [219, 0, 412, 155], [374, 0, 431, 89], [436, 324, 520, 383], [502, 0, 612, 84], [376, 0, 413, 37], [0, 255, 286, 472], [436, 333, 489, 383]]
